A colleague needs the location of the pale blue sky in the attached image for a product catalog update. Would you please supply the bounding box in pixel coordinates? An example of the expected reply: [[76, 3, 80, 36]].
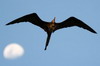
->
[[0, 0, 100, 66]]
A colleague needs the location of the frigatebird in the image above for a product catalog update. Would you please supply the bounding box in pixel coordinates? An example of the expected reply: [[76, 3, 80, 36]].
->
[[6, 13, 97, 50]]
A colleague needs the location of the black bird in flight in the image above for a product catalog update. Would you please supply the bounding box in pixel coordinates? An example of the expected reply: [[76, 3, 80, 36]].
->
[[6, 13, 97, 50]]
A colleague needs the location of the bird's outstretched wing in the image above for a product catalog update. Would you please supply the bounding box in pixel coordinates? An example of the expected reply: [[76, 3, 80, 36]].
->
[[55, 17, 97, 33], [6, 13, 48, 30]]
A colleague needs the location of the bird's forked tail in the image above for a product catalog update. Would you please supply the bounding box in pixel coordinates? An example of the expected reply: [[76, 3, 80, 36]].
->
[[44, 33, 52, 50]]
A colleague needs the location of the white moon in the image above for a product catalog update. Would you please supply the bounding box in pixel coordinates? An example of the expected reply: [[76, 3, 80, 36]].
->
[[3, 43, 24, 59]]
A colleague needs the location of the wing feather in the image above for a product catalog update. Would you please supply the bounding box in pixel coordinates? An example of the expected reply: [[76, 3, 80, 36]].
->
[[6, 13, 48, 30], [55, 17, 97, 33]]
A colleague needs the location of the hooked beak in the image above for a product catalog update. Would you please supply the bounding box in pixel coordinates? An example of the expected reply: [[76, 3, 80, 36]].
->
[[52, 17, 56, 23]]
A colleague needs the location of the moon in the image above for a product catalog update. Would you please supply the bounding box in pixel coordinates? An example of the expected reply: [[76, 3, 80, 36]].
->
[[3, 43, 24, 59]]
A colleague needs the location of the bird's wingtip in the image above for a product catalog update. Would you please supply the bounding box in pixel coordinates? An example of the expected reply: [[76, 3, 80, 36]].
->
[[5, 22, 12, 25], [90, 29, 97, 34], [93, 31, 97, 34], [5, 23, 9, 25]]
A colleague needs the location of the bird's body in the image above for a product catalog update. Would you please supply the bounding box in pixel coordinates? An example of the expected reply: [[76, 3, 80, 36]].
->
[[46, 23, 56, 32], [6, 13, 97, 50], [47, 23, 55, 31]]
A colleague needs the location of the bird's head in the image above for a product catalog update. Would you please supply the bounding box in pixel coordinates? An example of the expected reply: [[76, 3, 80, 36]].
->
[[51, 17, 56, 24]]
